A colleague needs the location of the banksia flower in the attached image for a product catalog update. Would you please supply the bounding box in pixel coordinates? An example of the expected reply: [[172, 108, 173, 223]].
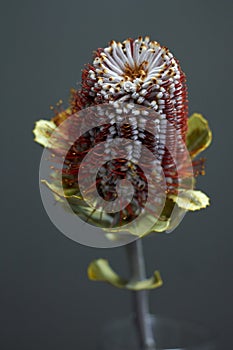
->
[[34, 37, 212, 238], [72, 37, 190, 192]]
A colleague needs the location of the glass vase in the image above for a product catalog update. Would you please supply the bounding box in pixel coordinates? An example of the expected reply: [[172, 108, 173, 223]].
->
[[99, 315, 217, 350]]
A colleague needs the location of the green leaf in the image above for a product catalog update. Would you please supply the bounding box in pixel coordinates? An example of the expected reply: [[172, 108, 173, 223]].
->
[[88, 259, 163, 291], [186, 113, 212, 159]]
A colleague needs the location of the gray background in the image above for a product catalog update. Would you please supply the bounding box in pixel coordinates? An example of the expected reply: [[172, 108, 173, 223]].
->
[[1, 0, 232, 349]]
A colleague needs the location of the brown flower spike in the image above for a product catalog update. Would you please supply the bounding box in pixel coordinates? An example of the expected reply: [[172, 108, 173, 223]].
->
[[34, 37, 212, 237]]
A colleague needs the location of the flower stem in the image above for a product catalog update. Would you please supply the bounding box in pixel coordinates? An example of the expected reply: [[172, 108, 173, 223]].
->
[[126, 239, 156, 350]]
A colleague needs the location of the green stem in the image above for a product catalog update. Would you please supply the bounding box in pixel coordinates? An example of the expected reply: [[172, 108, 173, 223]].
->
[[126, 239, 156, 350]]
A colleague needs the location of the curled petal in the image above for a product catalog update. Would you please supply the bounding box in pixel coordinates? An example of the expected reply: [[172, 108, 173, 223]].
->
[[88, 259, 163, 291]]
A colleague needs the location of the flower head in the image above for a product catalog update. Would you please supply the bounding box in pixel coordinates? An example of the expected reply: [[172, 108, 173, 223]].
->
[[34, 37, 212, 237], [72, 37, 188, 141]]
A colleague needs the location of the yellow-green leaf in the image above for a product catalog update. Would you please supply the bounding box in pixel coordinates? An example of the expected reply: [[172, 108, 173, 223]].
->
[[33, 120, 57, 147], [169, 190, 210, 211], [88, 259, 126, 288], [41, 179, 80, 199], [186, 113, 212, 158], [88, 259, 163, 291], [147, 218, 171, 234], [126, 270, 163, 290]]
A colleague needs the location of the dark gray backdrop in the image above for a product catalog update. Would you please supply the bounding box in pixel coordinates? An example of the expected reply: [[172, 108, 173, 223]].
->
[[1, 0, 232, 349]]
